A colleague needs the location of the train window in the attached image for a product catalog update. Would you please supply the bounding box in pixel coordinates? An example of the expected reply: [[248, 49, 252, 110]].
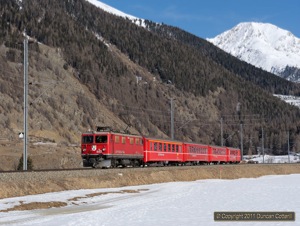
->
[[135, 138, 139, 145], [115, 136, 120, 143], [159, 143, 162, 151], [140, 139, 143, 145], [154, 143, 157, 151], [96, 136, 107, 143], [172, 144, 175, 152], [168, 144, 171, 152], [122, 137, 126, 144], [179, 146, 182, 153], [130, 138, 134, 145], [164, 143, 167, 152], [82, 135, 93, 144], [150, 142, 153, 151], [176, 145, 178, 152]]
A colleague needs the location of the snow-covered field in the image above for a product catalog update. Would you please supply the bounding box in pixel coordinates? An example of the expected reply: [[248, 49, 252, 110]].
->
[[0, 174, 299, 226], [244, 154, 300, 164]]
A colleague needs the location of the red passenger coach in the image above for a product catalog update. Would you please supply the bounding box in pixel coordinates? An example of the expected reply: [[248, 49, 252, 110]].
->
[[227, 147, 241, 164], [143, 137, 184, 166], [81, 127, 241, 167], [183, 143, 209, 164], [209, 145, 228, 164], [81, 127, 144, 168]]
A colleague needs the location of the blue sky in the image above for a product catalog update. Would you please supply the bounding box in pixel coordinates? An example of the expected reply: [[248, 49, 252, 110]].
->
[[99, 0, 299, 39]]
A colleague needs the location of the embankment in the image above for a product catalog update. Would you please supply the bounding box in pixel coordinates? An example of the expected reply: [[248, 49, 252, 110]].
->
[[0, 164, 299, 198]]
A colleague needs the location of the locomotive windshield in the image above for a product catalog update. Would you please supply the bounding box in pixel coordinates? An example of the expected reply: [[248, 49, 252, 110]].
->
[[82, 135, 94, 144], [96, 135, 107, 143]]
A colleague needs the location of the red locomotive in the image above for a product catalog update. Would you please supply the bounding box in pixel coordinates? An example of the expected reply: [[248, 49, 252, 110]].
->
[[81, 127, 241, 168], [81, 127, 144, 168]]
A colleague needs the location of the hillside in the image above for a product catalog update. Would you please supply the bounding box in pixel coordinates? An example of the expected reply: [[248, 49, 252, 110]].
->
[[0, 0, 300, 170], [148, 23, 300, 95]]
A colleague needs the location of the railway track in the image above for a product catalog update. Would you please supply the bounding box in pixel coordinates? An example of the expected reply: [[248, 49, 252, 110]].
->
[[0, 162, 298, 174]]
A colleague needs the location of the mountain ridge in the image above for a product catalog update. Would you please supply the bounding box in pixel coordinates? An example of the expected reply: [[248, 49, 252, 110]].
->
[[86, 0, 146, 27], [207, 22, 300, 82]]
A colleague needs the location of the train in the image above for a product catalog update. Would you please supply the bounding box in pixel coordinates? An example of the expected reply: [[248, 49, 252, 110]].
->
[[81, 127, 241, 168]]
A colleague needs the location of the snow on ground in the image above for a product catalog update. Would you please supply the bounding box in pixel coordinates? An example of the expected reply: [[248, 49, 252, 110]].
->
[[0, 174, 299, 226], [274, 94, 300, 109], [244, 154, 300, 164]]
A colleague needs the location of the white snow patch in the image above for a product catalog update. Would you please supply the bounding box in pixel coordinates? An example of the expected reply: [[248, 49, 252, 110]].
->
[[244, 154, 300, 164], [274, 94, 300, 109], [85, 0, 146, 27], [0, 174, 299, 225], [33, 142, 57, 146]]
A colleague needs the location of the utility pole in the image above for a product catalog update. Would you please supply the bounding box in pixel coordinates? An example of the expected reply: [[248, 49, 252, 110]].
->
[[220, 117, 223, 146], [170, 98, 174, 140], [23, 36, 28, 171], [236, 102, 243, 160], [262, 127, 264, 163], [240, 123, 243, 160], [288, 131, 290, 163]]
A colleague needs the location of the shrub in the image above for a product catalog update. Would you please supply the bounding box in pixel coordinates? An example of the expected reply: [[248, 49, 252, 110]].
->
[[17, 154, 34, 170]]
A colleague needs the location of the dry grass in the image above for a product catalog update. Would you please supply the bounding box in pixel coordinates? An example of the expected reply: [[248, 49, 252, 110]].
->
[[0, 189, 147, 212], [0, 202, 67, 212], [1, 164, 300, 200], [0, 164, 299, 212]]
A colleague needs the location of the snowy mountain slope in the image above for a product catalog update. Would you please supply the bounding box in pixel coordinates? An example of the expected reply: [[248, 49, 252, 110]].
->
[[207, 22, 300, 81], [84, 3, 300, 83], [86, 0, 145, 27]]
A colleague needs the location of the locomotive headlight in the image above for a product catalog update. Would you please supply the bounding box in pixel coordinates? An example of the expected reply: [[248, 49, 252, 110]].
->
[[102, 148, 106, 152], [92, 145, 96, 151]]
